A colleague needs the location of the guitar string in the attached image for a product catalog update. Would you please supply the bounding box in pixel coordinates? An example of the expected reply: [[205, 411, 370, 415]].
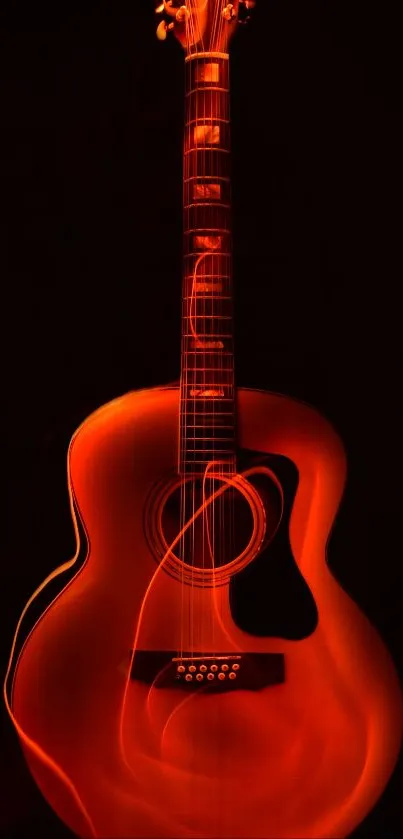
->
[[182, 4, 236, 665], [179, 6, 190, 664]]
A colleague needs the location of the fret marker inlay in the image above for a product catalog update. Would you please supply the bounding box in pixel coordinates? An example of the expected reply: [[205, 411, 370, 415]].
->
[[190, 389, 225, 398], [193, 183, 222, 200], [194, 235, 222, 251], [196, 63, 220, 83], [194, 282, 223, 292], [190, 340, 224, 349], [194, 125, 220, 145]]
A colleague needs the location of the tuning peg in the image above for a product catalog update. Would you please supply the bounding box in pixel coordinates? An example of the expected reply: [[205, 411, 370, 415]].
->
[[222, 4, 236, 22], [156, 19, 174, 40], [175, 5, 190, 23], [155, 1, 176, 16], [162, 1, 179, 19]]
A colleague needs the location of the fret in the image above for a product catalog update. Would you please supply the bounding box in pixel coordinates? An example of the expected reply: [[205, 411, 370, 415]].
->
[[186, 86, 229, 96], [185, 146, 229, 156], [185, 425, 235, 430], [183, 296, 231, 301], [183, 351, 232, 356], [185, 176, 230, 182], [184, 255, 231, 263], [182, 465, 236, 472], [184, 328, 232, 339], [184, 274, 230, 279], [181, 420, 235, 428], [184, 427, 235, 432], [182, 300, 232, 303], [185, 288, 225, 295], [183, 273, 231, 293], [182, 427, 235, 436], [183, 290, 231, 305], [181, 435, 235, 442], [182, 370, 233, 375], [184, 412, 234, 417], [186, 435, 233, 452], [182, 462, 236, 468], [185, 52, 229, 62], [182, 460, 235, 469], [186, 118, 230, 127], [184, 449, 235, 454], [185, 203, 230, 210], [183, 314, 232, 320], [184, 146, 230, 156], [182, 461, 235, 465], [184, 283, 229, 295], [184, 253, 231, 260], [181, 398, 234, 403], [184, 250, 231, 259], [186, 228, 230, 235], [183, 422, 235, 429]]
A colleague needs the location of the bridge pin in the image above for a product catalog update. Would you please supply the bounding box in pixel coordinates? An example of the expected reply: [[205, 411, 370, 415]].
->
[[188, 665, 196, 672], [229, 672, 236, 680], [196, 673, 203, 681], [218, 672, 226, 680], [177, 665, 186, 673], [185, 674, 193, 681], [207, 673, 215, 680]]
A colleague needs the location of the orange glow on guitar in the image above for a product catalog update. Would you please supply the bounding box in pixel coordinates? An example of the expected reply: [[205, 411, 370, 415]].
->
[[4, 2, 402, 838]]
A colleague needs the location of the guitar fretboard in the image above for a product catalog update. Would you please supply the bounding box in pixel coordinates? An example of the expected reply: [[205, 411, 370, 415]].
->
[[179, 54, 236, 475]]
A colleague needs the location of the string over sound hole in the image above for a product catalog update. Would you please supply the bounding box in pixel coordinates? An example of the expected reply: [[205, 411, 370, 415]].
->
[[144, 466, 283, 586], [162, 477, 253, 570]]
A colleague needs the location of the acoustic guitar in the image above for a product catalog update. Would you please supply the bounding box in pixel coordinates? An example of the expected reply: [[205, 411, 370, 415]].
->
[[4, 2, 402, 837]]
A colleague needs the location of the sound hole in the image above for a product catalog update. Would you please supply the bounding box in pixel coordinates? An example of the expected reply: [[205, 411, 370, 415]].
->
[[161, 478, 254, 570]]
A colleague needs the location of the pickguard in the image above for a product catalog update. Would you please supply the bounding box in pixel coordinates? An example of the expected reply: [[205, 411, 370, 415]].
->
[[230, 449, 318, 641]]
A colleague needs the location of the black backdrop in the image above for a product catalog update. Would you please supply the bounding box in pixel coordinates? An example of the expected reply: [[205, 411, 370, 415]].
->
[[1, 1, 402, 837]]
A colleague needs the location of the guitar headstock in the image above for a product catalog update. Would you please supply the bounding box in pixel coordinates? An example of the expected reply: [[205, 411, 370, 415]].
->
[[155, 1, 256, 54]]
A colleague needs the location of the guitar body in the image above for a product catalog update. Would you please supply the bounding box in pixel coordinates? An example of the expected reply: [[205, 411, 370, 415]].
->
[[11, 386, 402, 839]]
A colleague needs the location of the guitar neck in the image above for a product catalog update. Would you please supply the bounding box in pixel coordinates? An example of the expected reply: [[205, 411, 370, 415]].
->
[[179, 53, 236, 476]]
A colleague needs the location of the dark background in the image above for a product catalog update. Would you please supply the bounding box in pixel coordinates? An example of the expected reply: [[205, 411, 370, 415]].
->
[[1, 1, 402, 837]]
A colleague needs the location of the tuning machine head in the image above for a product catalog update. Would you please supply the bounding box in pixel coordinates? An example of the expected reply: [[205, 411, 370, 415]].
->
[[156, 19, 174, 40], [155, 1, 190, 40], [238, 0, 256, 25]]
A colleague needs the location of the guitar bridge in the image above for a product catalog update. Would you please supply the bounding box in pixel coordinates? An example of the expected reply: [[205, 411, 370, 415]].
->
[[130, 651, 285, 692]]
